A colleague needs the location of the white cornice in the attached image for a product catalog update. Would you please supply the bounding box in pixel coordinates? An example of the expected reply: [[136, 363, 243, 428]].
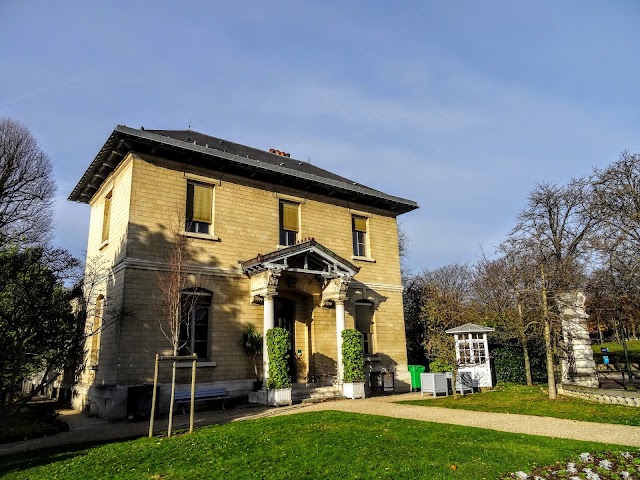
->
[[112, 257, 244, 277]]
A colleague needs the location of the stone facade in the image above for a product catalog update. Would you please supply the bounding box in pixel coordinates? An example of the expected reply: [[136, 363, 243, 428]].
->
[[70, 129, 416, 419], [558, 291, 599, 388]]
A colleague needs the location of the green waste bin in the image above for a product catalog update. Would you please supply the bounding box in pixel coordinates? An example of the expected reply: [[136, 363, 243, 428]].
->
[[408, 365, 426, 391]]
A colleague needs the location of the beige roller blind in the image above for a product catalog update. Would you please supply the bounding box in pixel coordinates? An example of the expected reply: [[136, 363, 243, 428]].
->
[[353, 216, 367, 232], [281, 202, 298, 231], [101, 195, 111, 242], [191, 184, 212, 223]]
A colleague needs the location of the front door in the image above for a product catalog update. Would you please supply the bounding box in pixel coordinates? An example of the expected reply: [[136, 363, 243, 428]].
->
[[274, 298, 295, 380]]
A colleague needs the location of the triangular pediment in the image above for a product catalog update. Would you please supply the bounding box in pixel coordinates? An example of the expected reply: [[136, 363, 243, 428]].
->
[[241, 238, 359, 278], [445, 323, 495, 334]]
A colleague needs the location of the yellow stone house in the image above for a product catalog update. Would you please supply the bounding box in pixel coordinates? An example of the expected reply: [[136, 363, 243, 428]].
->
[[68, 126, 418, 419]]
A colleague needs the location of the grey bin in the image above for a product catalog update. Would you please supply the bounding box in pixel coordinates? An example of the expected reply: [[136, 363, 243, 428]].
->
[[420, 372, 449, 397]]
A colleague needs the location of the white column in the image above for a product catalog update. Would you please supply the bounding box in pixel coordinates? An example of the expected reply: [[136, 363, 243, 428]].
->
[[263, 295, 275, 384], [335, 300, 346, 384]]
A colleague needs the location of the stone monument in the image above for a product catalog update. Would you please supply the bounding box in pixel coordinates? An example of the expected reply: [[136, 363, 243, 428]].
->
[[557, 291, 599, 388]]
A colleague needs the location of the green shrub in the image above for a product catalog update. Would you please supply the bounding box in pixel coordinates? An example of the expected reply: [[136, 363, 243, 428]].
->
[[492, 339, 547, 384], [428, 358, 453, 373], [266, 327, 292, 389], [342, 329, 365, 382]]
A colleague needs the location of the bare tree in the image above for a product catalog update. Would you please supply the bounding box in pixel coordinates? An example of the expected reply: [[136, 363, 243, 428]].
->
[[474, 249, 538, 385], [71, 255, 130, 380], [418, 263, 476, 362], [510, 179, 596, 399], [591, 151, 640, 251], [589, 151, 640, 344], [0, 118, 56, 246], [155, 222, 200, 437]]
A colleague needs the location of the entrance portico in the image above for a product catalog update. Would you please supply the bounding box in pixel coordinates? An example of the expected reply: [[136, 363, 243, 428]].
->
[[242, 239, 360, 386]]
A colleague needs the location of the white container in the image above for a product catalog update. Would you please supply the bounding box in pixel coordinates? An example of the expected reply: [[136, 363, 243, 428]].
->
[[267, 388, 292, 406], [342, 382, 365, 399]]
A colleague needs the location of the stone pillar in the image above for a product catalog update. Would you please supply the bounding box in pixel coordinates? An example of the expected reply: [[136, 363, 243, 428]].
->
[[453, 334, 460, 363], [558, 291, 598, 388], [263, 295, 275, 384], [335, 300, 346, 384]]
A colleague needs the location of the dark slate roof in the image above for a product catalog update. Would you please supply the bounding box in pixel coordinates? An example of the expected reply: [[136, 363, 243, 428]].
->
[[68, 125, 419, 214], [147, 129, 358, 186]]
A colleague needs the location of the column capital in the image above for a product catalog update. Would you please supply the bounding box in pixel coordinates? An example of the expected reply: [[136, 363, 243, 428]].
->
[[321, 275, 351, 304], [248, 268, 282, 302]]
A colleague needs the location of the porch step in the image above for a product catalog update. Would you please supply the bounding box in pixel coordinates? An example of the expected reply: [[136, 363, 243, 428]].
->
[[292, 384, 344, 403]]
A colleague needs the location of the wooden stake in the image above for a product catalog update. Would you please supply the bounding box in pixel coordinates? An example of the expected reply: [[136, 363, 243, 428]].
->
[[190, 354, 197, 433], [149, 354, 159, 437]]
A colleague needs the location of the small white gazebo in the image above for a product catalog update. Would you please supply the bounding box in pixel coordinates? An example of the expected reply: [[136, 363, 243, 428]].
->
[[445, 323, 495, 388]]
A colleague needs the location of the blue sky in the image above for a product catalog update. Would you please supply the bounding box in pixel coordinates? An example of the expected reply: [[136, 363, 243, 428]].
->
[[2, 1, 639, 273]]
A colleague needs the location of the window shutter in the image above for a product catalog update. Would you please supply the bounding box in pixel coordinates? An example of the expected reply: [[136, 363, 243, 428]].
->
[[281, 202, 298, 231], [101, 196, 111, 242], [353, 216, 367, 232], [191, 184, 212, 223]]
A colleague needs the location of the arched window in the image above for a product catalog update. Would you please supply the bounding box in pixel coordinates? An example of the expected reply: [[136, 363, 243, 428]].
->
[[355, 300, 374, 355], [90, 295, 104, 366], [179, 289, 212, 359]]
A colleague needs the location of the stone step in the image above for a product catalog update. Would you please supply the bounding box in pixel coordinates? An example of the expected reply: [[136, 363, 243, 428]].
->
[[291, 384, 343, 402]]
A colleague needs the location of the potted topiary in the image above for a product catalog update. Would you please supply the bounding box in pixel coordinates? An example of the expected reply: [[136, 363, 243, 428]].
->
[[241, 323, 263, 391], [342, 329, 366, 399], [266, 327, 292, 406]]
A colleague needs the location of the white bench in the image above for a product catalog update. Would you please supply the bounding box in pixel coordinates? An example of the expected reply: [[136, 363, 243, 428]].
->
[[174, 387, 228, 412]]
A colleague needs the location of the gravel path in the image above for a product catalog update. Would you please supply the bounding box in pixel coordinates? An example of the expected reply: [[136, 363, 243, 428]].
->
[[287, 393, 640, 447], [1, 392, 638, 457]]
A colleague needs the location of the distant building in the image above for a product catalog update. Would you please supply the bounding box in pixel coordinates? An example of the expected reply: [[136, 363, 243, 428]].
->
[[68, 126, 418, 419]]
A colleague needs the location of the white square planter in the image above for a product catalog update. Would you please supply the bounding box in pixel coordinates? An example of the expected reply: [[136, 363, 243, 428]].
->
[[267, 388, 292, 406], [343, 382, 365, 399]]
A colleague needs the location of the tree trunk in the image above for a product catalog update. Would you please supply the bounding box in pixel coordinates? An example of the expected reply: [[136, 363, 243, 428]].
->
[[451, 366, 458, 399], [168, 356, 177, 437], [597, 313, 604, 345], [253, 354, 259, 381], [517, 299, 533, 386], [540, 264, 557, 400]]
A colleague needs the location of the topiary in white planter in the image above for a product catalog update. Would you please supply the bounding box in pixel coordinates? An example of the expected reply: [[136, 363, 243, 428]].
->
[[266, 327, 293, 406], [342, 329, 366, 399]]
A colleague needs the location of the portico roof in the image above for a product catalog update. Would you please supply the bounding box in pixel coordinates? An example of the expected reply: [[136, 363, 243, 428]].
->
[[445, 323, 495, 334], [241, 238, 360, 278]]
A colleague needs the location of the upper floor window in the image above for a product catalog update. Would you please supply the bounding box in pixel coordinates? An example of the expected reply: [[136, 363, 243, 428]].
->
[[179, 289, 212, 359], [352, 216, 367, 257], [279, 201, 298, 246], [186, 182, 213, 234], [90, 294, 104, 366], [355, 300, 374, 355], [101, 192, 112, 244]]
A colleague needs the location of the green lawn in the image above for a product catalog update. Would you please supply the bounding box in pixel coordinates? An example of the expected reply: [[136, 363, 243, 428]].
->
[[400, 383, 640, 426], [0, 411, 625, 480], [593, 339, 640, 365]]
